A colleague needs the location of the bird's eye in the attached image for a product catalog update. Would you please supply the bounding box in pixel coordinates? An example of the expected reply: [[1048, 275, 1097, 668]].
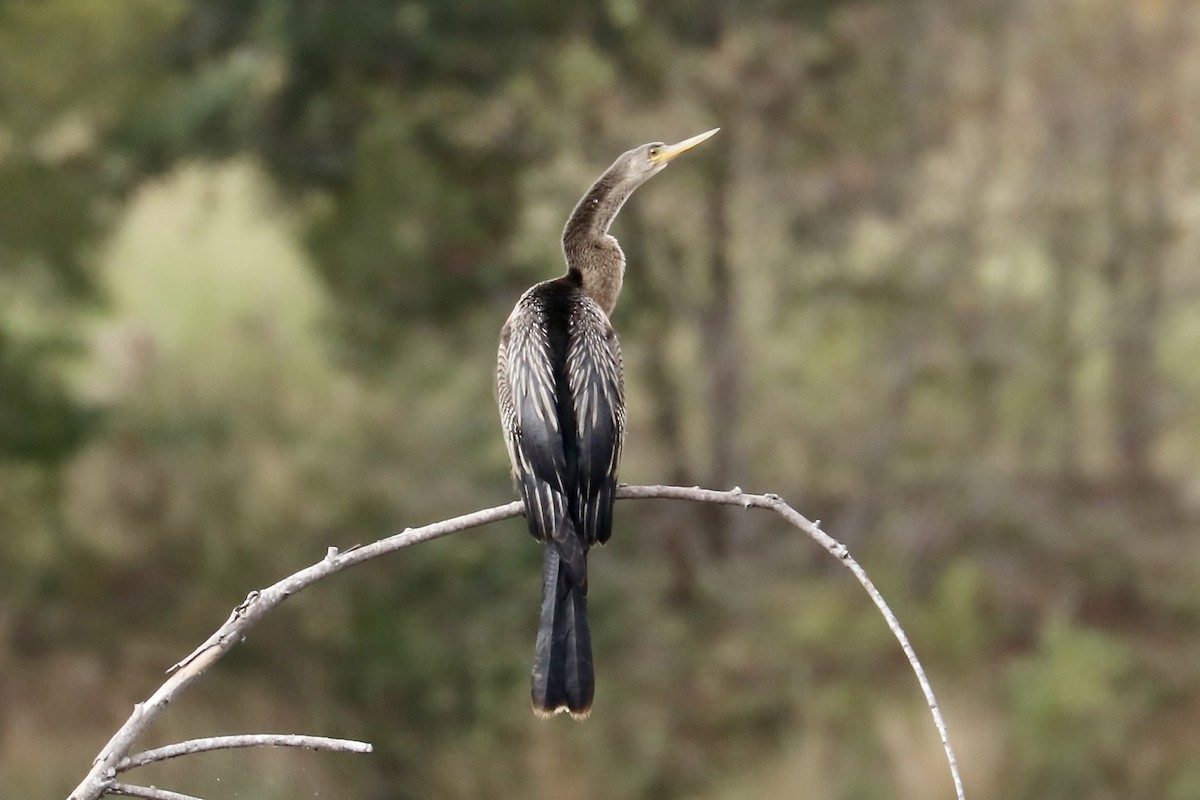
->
[[648, 145, 661, 158]]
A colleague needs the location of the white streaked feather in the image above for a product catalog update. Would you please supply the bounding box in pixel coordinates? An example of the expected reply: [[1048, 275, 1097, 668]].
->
[[498, 285, 626, 547]]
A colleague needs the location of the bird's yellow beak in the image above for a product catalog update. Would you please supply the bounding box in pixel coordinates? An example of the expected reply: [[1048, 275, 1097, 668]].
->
[[651, 127, 720, 164]]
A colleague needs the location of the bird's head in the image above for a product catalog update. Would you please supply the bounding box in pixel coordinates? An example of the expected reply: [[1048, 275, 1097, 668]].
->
[[610, 128, 720, 189]]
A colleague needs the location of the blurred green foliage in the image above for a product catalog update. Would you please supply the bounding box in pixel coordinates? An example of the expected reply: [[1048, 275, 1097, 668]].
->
[[0, 331, 92, 461], [1008, 619, 1137, 798], [3, 0, 1200, 798]]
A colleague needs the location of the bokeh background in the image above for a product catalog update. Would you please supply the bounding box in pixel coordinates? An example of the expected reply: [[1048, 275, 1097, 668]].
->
[[3, 0, 1199, 798]]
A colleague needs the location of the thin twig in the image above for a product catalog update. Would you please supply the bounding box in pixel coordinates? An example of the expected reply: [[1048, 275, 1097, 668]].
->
[[68, 485, 964, 800], [118, 734, 373, 773], [108, 784, 206, 800]]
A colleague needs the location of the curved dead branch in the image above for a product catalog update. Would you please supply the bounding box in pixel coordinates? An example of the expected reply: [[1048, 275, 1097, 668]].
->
[[67, 485, 965, 800]]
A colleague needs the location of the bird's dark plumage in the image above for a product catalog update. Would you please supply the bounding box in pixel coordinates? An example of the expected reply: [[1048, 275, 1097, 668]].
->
[[497, 129, 718, 718], [497, 275, 624, 717]]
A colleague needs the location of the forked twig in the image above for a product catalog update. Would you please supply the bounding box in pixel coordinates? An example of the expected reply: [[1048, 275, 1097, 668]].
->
[[108, 784, 205, 800], [117, 734, 373, 772]]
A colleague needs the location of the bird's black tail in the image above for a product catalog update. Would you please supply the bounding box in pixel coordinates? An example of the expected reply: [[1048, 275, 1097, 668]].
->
[[531, 544, 593, 718]]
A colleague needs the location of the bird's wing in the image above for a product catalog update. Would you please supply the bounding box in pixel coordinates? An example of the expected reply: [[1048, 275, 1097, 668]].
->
[[499, 299, 588, 582], [566, 299, 625, 546]]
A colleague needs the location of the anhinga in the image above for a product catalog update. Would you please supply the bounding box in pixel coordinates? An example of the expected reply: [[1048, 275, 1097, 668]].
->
[[497, 128, 719, 718]]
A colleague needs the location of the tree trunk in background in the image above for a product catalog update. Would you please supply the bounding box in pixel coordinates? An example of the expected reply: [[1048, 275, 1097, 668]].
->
[[697, 127, 740, 558], [622, 208, 700, 604], [834, 320, 918, 548], [1104, 204, 1165, 490], [1045, 209, 1084, 481], [1103, 10, 1168, 490]]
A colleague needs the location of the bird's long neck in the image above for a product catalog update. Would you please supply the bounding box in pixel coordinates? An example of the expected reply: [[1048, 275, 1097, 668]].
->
[[562, 168, 637, 317]]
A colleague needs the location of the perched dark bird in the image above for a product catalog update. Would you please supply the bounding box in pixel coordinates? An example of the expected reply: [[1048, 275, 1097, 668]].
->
[[497, 128, 719, 718]]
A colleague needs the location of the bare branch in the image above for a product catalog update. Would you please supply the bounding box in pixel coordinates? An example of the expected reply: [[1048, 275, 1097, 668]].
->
[[68, 486, 964, 800], [118, 735, 373, 773], [618, 485, 966, 800], [67, 500, 523, 800], [108, 784, 206, 800]]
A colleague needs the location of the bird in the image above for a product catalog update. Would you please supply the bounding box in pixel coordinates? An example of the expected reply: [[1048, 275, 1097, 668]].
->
[[496, 128, 719, 718]]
